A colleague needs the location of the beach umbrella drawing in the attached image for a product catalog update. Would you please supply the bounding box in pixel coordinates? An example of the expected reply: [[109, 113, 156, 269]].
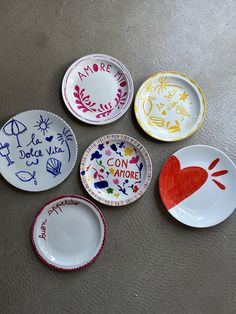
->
[[3, 119, 27, 148]]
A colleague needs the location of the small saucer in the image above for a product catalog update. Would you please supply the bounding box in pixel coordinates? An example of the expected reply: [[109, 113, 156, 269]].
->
[[80, 134, 152, 206], [159, 145, 236, 227], [135, 71, 206, 141], [0, 110, 77, 191], [31, 195, 106, 271], [62, 54, 134, 125]]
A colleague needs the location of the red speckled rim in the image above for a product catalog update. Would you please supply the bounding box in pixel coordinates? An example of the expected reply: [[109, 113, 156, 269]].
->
[[31, 195, 106, 272]]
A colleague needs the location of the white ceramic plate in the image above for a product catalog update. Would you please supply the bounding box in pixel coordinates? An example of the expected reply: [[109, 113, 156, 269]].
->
[[0, 110, 77, 191], [80, 134, 152, 206], [62, 54, 134, 125], [135, 72, 206, 141], [31, 195, 106, 271], [159, 145, 236, 227]]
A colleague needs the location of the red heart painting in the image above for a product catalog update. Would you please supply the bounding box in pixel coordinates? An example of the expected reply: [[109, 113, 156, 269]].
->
[[159, 156, 208, 210]]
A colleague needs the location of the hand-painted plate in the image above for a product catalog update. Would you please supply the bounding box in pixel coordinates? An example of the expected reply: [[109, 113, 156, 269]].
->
[[0, 110, 77, 191], [159, 145, 236, 227], [135, 71, 206, 141], [31, 195, 106, 271], [62, 54, 134, 125], [80, 134, 152, 206]]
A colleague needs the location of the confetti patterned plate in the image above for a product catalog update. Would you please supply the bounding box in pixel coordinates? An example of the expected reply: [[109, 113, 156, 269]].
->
[[159, 145, 236, 227], [31, 195, 106, 271], [80, 134, 152, 206], [0, 110, 77, 191], [62, 54, 134, 125], [135, 72, 206, 141]]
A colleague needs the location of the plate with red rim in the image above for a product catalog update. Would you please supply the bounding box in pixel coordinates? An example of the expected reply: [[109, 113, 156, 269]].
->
[[80, 134, 152, 206], [31, 195, 106, 271], [62, 54, 134, 125], [159, 145, 236, 228]]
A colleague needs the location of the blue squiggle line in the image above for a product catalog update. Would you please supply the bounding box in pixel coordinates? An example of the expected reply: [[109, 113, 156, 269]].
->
[[26, 159, 39, 166]]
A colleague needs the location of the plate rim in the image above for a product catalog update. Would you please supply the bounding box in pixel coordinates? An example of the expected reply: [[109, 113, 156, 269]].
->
[[80, 134, 153, 206], [159, 144, 236, 228], [31, 195, 106, 271], [0, 109, 78, 192], [62, 53, 134, 125], [134, 71, 206, 141]]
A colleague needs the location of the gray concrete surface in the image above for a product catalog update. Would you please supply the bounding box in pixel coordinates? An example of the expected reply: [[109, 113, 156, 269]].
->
[[0, 0, 236, 313]]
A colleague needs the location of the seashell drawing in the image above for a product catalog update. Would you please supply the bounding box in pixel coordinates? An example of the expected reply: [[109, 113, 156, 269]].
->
[[46, 158, 62, 177]]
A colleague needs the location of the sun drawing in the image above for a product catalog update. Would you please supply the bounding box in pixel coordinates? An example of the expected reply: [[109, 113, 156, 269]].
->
[[34, 115, 52, 135]]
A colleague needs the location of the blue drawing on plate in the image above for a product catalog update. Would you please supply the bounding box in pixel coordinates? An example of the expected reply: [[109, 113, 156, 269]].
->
[[98, 143, 104, 151], [26, 133, 43, 147], [118, 142, 125, 149], [0, 141, 14, 166], [137, 162, 143, 179], [57, 128, 73, 162], [117, 179, 129, 195], [26, 159, 39, 166], [94, 181, 109, 189], [34, 115, 52, 136], [46, 157, 62, 177], [2, 119, 27, 148], [15, 170, 37, 185], [90, 151, 102, 161], [110, 143, 123, 157], [45, 135, 53, 142]]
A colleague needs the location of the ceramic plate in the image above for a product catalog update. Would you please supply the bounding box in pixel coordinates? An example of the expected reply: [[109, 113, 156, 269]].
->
[[135, 71, 206, 141], [62, 54, 134, 125], [31, 195, 106, 271], [80, 134, 152, 206], [0, 110, 77, 191], [159, 145, 236, 227]]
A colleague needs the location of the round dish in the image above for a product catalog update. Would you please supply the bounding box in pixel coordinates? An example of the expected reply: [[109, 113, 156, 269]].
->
[[159, 145, 236, 227], [135, 71, 206, 141], [62, 54, 134, 125], [0, 110, 77, 191], [80, 134, 152, 206], [31, 195, 106, 271]]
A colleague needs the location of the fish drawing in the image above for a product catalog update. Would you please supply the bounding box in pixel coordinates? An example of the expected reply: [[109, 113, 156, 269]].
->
[[15, 170, 37, 185]]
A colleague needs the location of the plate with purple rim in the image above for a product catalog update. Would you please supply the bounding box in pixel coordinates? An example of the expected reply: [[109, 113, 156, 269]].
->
[[62, 54, 134, 125], [80, 134, 152, 206], [31, 195, 106, 271], [0, 110, 77, 191]]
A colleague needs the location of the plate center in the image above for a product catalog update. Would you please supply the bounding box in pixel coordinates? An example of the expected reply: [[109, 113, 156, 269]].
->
[[43, 204, 102, 265]]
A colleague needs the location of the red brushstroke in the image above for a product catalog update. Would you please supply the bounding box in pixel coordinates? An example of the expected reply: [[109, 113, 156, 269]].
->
[[212, 179, 225, 190], [211, 170, 228, 177], [159, 156, 208, 210], [208, 158, 220, 170]]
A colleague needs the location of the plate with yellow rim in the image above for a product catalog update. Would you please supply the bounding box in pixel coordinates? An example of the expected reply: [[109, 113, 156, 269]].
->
[[134, 72, 206, 141]]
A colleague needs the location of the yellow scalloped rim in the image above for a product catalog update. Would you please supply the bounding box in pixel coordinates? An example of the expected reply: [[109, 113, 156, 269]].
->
[[134, 71, 206, 141]]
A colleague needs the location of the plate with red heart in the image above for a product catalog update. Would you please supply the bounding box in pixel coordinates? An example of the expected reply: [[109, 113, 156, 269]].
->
[[159, 145, 236, 227]]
